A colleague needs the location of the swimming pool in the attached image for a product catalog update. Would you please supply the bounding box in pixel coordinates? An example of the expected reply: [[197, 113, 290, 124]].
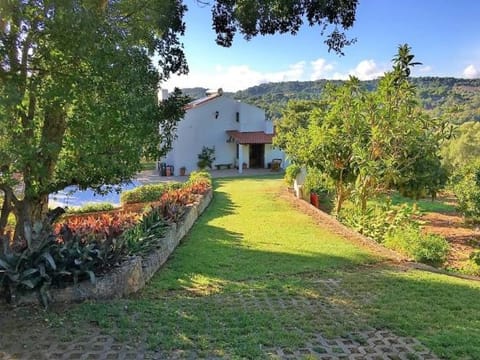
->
[[49, 181, 142, 208]]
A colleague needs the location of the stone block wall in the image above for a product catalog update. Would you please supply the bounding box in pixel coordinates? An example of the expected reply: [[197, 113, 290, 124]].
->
[[11, 189, 213, 306]]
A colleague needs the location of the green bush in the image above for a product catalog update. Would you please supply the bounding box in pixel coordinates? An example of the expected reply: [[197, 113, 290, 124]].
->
[[339, 201, 419, 243], [284, 164, 301, 187], [120, 208, 169, 256], [197, 146, 215, 169], [0, 222, 102, 307], [66, 202, 116, 214], [188, 170, 212, 183], [451, 160, 480, 221], [120, 183, 181, 204], [303, 167, 333, 195], [384, 225, 450, 265]]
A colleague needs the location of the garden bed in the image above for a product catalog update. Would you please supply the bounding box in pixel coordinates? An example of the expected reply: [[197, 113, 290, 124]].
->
[[0, 171, 214, 307], [6, 189, 212, 306]]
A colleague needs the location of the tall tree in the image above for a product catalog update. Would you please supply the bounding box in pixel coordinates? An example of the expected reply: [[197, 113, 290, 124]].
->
[[275, 45, 450, 213], [0, 0, 190, 241]]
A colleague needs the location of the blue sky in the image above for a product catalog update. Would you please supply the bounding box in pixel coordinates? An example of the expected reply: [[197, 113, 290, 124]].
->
[[163, 0, 480, 92]]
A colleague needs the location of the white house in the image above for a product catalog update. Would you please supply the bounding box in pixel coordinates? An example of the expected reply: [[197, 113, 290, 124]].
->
[[160, 89, 285, 175]]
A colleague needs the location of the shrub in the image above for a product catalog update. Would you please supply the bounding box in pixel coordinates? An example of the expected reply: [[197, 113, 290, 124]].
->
[[339, 201, 420, 243], [303, 167, 334, 209], [185, 170, 212, 194], [197, 146, 215, 169], [188, 170, 212, 183], [0, 222, 103, 307], [120, 183, 181, 204], [470, 250, 480, 267], [284, 164, 301, 187], [451, 160, 480, 222], [384, 225, 450, 265], [120, 208, 169, 256], [66, 202, 116, 214]]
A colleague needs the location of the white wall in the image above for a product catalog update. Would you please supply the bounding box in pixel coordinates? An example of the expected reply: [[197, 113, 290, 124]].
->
[[163, 96, 241, 174], [265, 144, 285, 168], [238, 102, 266, 132], [162, 95, 285, 175]]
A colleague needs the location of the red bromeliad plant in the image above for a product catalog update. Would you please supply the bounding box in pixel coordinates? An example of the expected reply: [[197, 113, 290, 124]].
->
[[55, 212, 141, 243]]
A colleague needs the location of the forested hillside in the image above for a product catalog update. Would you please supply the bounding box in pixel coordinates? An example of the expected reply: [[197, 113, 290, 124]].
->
[[181, 77, 480, 124]]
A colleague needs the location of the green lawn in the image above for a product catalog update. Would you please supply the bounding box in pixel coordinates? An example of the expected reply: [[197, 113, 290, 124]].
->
[[389, 192, 456, 213], [52, 176, 480, 359]]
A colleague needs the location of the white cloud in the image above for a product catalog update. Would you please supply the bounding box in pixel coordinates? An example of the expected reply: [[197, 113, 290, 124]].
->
[[463, 64, 479, 79], [348, 60, 386, 80], [163, 61, 307, 92], [310, 58, 335, 80], [328, 60, 388, 81], [163, 58, 392, 92]]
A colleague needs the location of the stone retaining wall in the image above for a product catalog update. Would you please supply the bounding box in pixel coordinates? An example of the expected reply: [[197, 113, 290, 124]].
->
[[11, 189, 213, 306]]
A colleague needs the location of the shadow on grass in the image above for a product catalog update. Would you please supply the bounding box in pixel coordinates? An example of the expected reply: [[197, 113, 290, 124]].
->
[[339, 266, 480, 359], [47, 176, 480, 359], [61, 263, 480, 359], [149, 180, 377, 292]]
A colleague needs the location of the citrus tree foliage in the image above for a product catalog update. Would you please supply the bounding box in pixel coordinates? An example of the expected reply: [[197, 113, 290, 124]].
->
[[451, 160, 480, 221], [0, 0, 190, 240], [211, 0, 358, 54], [441, 121, 480, 172], [274, 45, 449, 214]]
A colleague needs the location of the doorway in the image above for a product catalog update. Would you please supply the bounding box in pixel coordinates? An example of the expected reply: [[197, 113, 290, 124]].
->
[[249, 144, 265, 168]]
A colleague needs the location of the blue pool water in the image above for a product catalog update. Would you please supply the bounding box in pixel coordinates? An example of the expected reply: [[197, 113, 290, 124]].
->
[[49, 181, 142, 208]]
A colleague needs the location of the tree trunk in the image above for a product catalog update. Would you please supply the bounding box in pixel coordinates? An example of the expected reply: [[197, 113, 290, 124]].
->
[[0, 189, 13, 237], [335, 182, 347, 215], [13, 195, 49, 246]]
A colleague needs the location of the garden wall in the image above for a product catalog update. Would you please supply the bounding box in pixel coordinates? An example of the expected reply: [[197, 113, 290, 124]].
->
[[12, 189, 213, 306]]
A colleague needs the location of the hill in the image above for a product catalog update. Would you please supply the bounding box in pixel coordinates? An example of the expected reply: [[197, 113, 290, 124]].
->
[[182, 77, 480, 124]]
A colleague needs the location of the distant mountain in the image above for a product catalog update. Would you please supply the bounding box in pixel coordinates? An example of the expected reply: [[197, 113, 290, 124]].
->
[[181, 77, 480, 124]]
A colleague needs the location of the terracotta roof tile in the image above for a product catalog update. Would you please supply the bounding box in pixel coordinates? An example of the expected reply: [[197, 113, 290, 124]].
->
[[226, 130, 274, 144], [185, 93, 222, 110]]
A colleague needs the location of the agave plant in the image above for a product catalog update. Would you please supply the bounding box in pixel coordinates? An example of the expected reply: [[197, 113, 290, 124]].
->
[[0, 222, 58, 306]]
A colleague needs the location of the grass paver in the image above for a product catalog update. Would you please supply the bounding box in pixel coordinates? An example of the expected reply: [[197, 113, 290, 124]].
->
[[1, 175, 480, 359]]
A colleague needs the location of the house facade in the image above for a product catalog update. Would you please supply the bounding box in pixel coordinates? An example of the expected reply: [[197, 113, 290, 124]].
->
[[160, 89, 285, 175]]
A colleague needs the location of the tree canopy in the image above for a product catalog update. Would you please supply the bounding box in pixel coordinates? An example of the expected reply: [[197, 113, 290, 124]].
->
[[0, 0, 191, 240], [211, 0, 358, 54], [274, 45, 450, 214]]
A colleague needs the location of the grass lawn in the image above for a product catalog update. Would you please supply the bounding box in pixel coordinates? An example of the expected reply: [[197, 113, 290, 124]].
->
[[389, 192, 456, 213], [51, 176, 480, 359]]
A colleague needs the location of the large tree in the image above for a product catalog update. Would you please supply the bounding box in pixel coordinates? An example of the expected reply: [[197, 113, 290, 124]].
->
[[0, 0, 359, 242], [0, 0, 191, 241]]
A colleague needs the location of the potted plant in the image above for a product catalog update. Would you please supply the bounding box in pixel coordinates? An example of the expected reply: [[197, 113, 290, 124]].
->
[[179, 166, 186, 176], [197, 146, 216, 169]]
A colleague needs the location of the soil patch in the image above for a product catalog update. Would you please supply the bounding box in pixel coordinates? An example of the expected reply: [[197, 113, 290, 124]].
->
[[422, 211, 480, 271]]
